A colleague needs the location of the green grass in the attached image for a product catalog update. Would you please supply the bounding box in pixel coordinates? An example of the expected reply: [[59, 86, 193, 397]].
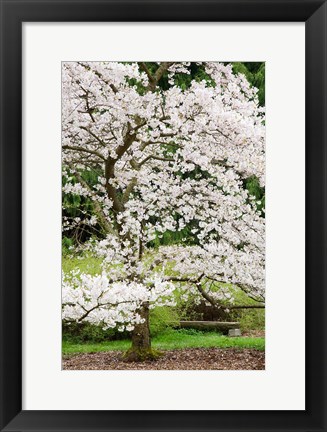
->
[[62, 254, 103, 275], [62, 329, 265, 355]]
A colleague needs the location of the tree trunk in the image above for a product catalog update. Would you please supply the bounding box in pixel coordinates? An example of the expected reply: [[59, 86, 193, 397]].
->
[[122, 302, 162, 362], [131, 303, 151, 350]]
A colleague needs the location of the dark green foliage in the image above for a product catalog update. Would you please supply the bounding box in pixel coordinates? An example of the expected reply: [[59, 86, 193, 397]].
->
[[62, 236, 74, 255], [244, 175, 265, 214], [231, 62, 265, 106], [176, 297, 230, 322], [62, 321, 130, 344], [232, 308, 265, 331], [168, 63, 216, 90]]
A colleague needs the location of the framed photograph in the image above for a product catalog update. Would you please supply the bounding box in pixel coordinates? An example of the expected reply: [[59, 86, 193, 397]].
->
[[0, 0, 326, 431]]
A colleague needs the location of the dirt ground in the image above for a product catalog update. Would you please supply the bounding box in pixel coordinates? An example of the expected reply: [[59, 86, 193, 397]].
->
[[63, 348, 265, 370]]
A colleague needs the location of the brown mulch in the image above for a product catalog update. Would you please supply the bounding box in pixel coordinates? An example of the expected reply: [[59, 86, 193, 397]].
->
[[243, 329, 265, 338], [62, 348, 265, 370]]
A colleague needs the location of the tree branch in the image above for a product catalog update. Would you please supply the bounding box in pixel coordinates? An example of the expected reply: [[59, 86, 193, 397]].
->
[[165, 274, 265, 309], [140, 62, 174, 91], [63, 145, 106, 161], [139, 62, 155, 85], [154, 62, 174, 82], [77, 61, 118, 94], [80, 126, 106, 147], [138, 154, 174, 167]]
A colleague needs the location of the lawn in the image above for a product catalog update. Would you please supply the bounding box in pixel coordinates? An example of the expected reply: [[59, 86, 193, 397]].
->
[[62, 329, 265, 355]]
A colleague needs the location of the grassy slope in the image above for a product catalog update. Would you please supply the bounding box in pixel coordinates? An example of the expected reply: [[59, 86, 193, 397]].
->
[[62, 254, 103, 275], [63, 330, 265, 355]]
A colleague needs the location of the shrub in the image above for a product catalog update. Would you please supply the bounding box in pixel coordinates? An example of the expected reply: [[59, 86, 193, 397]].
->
[[149, 306, 179, 336], [236, 309, 265, 331], [62, 236, 74, 255], [62, 321, 130, 343]]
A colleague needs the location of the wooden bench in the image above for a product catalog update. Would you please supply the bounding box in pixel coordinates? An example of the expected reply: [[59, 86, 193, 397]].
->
[[179, 321, 241, 336]]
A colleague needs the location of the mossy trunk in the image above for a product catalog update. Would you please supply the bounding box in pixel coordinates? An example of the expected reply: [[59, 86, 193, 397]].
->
[[122, 302, 162, 362]]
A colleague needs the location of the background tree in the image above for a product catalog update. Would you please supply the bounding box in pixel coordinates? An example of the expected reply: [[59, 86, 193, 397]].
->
[[62, 61, 265, 361]]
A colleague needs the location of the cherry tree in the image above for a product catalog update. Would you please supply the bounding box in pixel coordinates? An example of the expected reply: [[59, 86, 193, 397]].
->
[[62, 61, 265, 361]]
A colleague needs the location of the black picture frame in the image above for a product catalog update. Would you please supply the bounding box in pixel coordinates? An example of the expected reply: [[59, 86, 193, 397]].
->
[[0, 0, 326, 431]]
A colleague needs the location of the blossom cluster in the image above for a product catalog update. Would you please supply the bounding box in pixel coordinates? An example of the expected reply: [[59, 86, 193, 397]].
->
[[62, 268, 176, 331]]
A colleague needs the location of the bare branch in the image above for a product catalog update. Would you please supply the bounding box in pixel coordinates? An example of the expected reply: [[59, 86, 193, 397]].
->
[[63, 145, 106, 161], [80, 126, 106, 147], [138, 155, 174, 167]]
